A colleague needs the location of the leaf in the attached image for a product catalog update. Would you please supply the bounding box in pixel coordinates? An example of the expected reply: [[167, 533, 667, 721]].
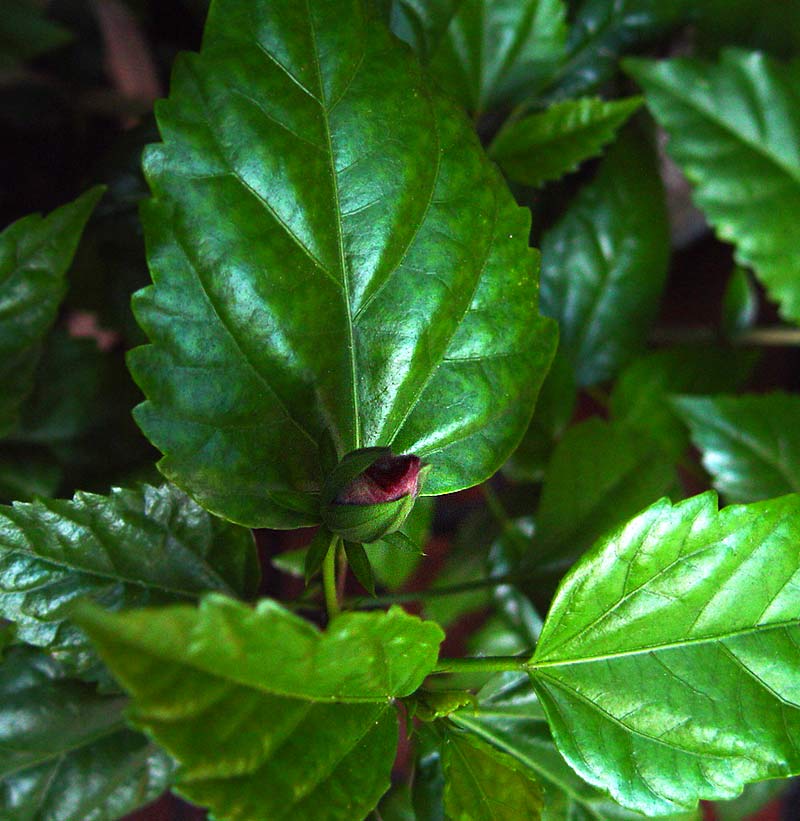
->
[[0, 187, 103, 438], [0, 0, 72, 69], [344, 540, 376, 595], [540, 127, 669, 386], [441, 726, 544, 820], [77, 595, 444, 820], [673, 393, 800, 503], [451, 673, 697, 820], [610, 346, 758, 460], [529, 491, 800, 814], [0, 645, 173, 821], [0, 483, 258, 673], [625, 50, 800, 325], [539, 0, 689, 103], [489, 96, 642, 187], [504, 347, 575, 483], [388, 0, 462, 63], [130, 0, 557, 529], [528, 418, 676, 566], [721, 268, 759, 340], [394, 0, 568, 116]]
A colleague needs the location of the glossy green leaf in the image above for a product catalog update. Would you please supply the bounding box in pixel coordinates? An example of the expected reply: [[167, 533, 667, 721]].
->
[[387, 0, 460, 63], [610, 346, 758, 459], [0, 0, 72, 69], [539, 0, 689, 103], [673, 393, 800, 503], [529, 491, 800, 814], [722, 268, 759, 340], [77, 595, 445, 820], [489, 96, 642, 187], [626, 50, 800, 324], [0, 645, 173, 821], [540, 127, 669, 386], [529, 418, 675, 566], [0, 188, 103, 438], [451, 673, 696, 820], [504, 349, 575, 483], [394, 0, 567, 115], [441, 726, 544, 820], [412, 725, 446, 821], [0, 483, 258, 672], [131, 0, 557, 529]]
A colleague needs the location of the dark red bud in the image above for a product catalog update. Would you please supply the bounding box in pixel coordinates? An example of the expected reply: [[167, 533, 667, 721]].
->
[[336, 455, 422, 505]]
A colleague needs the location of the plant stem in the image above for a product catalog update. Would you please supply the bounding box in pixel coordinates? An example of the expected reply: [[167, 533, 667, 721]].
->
[[348, 573, 519, 608], [322, 537, 341, 621], [650, 325, 800, 347], [431, 656, 531, 675]]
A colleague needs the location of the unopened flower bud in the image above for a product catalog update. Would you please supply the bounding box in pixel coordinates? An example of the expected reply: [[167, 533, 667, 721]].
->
[[320, 449, 428, 543]]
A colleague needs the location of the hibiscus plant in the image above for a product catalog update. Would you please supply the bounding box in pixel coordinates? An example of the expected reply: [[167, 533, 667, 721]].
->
[[2, 0, 800, 819]]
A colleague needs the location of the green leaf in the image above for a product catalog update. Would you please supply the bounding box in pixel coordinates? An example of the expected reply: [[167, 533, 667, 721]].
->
[[0, 645, 173, 821], [0, 187, 103, 438], [0, 0, 72, 69], [722, 268, 759, 340], [540, 0, 689, 103], [540, 127, 669, 386], [451, 673, 696, 820], [77, 595, 444, 820], [395, 0, 567, 116], [0, 483, 258, 672], [304, 525, 333, 582], [131, 0, 557, 529], [626, 50, 800, 325], [489, 96, 642, 187], [366, 493, 432, 590], [504, 349, 576, 483], [610, 346, 758, 459], [441, 726, 544, 820], [529, 418, 676, 566], [529, 491, 800, 814], [344, 540, 376, 595], [673, 393, 800, 503]]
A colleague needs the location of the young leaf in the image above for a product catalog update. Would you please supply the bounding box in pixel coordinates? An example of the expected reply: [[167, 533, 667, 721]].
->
[[441, 726, 545, 820], [530, 492, 800, 814], [130, 0, 557, 529], [76, 595, 444, 820], [540, 127, 669, 386], [0, 483, 258, 672], [0, 187, 103, 438], [344, 540, 376, 595], [489, 96, 642, 187], [626, 50, 800, 324], [0, 646, 173, 820], [529, 418, 675, 566], [394, 0, 567, 116], [673, 393, 800, 502], [451, 673, 696, 820], [610, 346, 758, 459]]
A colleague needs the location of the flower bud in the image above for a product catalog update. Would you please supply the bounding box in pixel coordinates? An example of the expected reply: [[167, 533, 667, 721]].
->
[[320, 449, 428, 543]]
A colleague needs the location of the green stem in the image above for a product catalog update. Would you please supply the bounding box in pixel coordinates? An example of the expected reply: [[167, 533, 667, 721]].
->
[[431, 656, 531, 675], [348, 573, 519, 608], [323, 537, 341, 621]]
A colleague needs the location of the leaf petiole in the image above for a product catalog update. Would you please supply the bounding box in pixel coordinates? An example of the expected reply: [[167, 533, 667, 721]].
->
[[431, 656, 531, 675]]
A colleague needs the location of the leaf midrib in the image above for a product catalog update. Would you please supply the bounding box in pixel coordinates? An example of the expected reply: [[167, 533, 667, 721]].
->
[[532, 616, 800, 669], [305, 0, 361, 450]]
